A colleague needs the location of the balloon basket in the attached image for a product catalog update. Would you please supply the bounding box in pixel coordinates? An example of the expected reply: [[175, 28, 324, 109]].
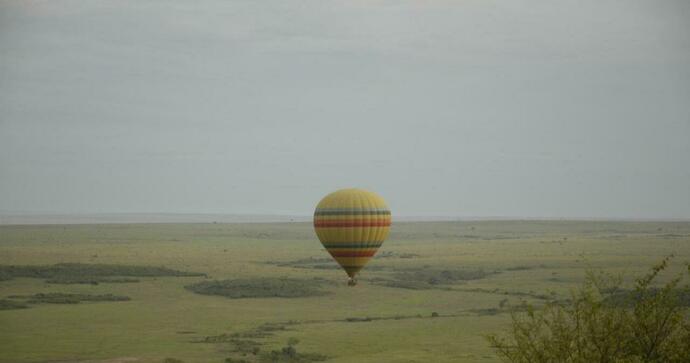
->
[[347, 278, 357, 287]]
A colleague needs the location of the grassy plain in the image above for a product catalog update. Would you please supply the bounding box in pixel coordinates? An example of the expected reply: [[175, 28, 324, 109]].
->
[[1, 221, 689, 363]]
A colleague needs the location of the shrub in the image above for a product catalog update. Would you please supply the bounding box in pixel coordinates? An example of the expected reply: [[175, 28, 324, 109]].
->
[[486, 256, 690, 362], [260, 338, 328, 362]]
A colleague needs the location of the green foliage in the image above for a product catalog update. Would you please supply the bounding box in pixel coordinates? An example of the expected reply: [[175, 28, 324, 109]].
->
[[185, 278, 327, 299], [471, 307, 501, 316], [487, 256, 690, 363], [162, 358, 185, 363], [0, 263, 204, 284]]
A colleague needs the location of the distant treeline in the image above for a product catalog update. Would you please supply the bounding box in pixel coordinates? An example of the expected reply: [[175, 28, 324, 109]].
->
[[1, 292, 131, 310], [0, 263, 205, 284]]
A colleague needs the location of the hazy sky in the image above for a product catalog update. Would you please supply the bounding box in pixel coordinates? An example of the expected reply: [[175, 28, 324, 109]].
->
[[1, 0, 689, 219]]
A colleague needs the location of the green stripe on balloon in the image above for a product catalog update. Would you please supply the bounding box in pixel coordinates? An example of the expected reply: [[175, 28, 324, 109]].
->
[[322, 242, 384, 249]]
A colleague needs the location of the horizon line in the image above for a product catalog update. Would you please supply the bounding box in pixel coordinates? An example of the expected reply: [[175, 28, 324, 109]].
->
[[0, 212, 688, 225]]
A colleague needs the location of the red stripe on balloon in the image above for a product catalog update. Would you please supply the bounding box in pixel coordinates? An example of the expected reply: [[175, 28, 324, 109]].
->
[[314, 220, 391, 227]]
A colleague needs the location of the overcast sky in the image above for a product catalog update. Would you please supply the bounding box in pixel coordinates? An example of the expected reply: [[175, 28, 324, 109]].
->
[[1, 0, 689, 219]]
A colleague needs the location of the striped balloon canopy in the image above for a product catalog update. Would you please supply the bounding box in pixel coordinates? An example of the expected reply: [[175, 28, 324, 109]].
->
[[313, 188, 391, 285]]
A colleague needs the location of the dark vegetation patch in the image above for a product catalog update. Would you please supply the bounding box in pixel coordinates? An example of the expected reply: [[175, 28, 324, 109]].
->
[[605, 288, 690, 308], [196, 322, 296, 344], [268, 258, 546, 292], [265, 257, 339, 270], [430, 232, 518, 240], [504, 266, 532, 271], [657, 233, 690, 238], [45, 276, 140, 285], [377, 268, 496, 290], [380, 280, 444, 290], [0, 263, 204, 284], [0, 298, 29, 310], [469, 307, 501, 316], [339, 311, 499, 323], [450, 287, 555, 301], [204, 309, 504, 362], [227, 336, 327, 363], [504, 264, 547, 271], [200, 333, 248, 343], [265, 251, 419, 271], [252, 322, 294, 336], [374, 251, 420, 259], [547, 277, 567, 283], [185, 278, 328, 299], [265, 257, 380, 271], [231, 339, 263, 355], [342, 314, 418, 323], [261, 343, 328, 363], [198, 323, 327, 363], [8, 292, 130, 304], [344, 316, 374, 322], [200, 335, 262, 355]]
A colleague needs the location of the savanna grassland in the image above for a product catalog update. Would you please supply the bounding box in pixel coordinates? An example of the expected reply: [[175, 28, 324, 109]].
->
[[1, 221, 689, 363]]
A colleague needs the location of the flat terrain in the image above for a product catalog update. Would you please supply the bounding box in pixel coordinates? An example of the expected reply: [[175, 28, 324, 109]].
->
[[1, 221, 689, 363]]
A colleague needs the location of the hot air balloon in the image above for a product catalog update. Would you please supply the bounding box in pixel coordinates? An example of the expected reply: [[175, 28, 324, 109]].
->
[[313, 188, 391, 286]]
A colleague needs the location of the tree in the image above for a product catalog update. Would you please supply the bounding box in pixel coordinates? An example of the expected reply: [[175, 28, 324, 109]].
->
[[487, 256, 690, 363]]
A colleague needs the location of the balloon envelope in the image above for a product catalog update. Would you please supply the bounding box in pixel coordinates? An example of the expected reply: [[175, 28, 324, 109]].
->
[[313, 188, 391, 280]]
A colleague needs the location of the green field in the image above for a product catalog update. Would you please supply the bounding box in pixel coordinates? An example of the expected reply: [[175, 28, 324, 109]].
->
[[1, 221, 689, 363]]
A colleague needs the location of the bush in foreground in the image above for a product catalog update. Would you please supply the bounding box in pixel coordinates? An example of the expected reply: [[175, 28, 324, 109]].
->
[[487, 256, 690, 362]]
